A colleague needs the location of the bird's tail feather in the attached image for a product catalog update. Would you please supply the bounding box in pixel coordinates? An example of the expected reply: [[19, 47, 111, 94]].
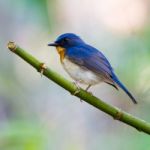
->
[[112, 74, 137, 104]]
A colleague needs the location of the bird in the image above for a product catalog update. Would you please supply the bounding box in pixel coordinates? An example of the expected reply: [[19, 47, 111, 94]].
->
[[48, 33, 137, 104]]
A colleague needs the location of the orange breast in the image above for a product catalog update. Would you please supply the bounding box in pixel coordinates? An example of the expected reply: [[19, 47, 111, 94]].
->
[[56, 46, 65, 63]]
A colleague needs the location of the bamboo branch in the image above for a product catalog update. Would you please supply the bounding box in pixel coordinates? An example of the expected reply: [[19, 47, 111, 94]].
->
[[7, 41, 150, 135]]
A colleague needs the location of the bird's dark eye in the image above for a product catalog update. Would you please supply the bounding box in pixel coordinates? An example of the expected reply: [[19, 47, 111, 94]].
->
[[61, 38, 69, 45], [63, 38, 69, 43]]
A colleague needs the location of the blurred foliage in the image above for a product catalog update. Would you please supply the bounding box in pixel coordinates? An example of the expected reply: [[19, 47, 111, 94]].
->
[[0, 121, 47, 150]]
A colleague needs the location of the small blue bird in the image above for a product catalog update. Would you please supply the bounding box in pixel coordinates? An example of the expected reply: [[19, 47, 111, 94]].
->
[[48, 33, 137, 104]]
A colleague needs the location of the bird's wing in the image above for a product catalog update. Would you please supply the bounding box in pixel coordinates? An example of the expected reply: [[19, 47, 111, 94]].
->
[[66, 45, 137, 103], [66, 45, 116, 86]]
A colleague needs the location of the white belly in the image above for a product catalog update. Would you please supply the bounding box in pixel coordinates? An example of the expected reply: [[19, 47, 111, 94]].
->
[[62, 58, 102, 85]]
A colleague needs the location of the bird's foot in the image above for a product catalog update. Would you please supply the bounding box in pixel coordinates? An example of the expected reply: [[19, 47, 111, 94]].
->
[[39, 63, 47, 77], [72, 81, 81, 95], [72, 81, 83, 102], [85, 85, 93, 96], [73, 88, 80, 95]]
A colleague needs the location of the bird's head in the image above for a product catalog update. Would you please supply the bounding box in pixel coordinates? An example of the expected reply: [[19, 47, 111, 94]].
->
[[48, 33, 84, 62], [48, 33, 84, 48]]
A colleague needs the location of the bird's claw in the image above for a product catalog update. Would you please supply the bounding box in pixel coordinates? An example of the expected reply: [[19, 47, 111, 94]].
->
[[73, 88, 80, 95], [72, 87, 83, 102], [71, 81, 83, 102], [72, 81, 81, 95]]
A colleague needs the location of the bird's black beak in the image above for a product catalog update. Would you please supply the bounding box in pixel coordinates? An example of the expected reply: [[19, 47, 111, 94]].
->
[[48, 42, 58, 47]]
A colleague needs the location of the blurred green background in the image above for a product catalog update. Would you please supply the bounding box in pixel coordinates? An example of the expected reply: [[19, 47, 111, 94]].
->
[[1, 0, 150, 149]]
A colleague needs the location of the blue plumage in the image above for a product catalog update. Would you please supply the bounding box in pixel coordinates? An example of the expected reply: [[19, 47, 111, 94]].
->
[[48, 33, 137, 104]]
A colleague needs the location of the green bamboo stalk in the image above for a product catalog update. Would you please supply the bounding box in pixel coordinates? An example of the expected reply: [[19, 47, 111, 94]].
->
[[7, 41, 150, 135]]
